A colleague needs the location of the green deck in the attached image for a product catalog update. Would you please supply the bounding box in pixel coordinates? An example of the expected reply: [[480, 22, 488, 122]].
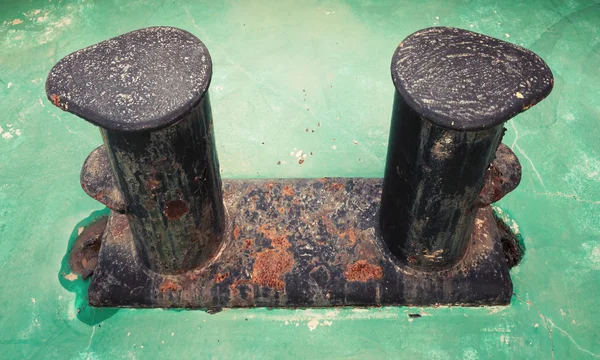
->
[[1, 0, 599, 358]]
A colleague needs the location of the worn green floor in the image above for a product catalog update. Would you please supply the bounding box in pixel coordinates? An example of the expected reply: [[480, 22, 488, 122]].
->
[[1, 0, 599, 358]]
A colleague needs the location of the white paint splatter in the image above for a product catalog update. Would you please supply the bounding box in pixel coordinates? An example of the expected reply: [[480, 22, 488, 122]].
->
[[307, 319, 319, 331], [331, 145, 337, 150], [505, 33, 510, 38], [7, 82, 12, 89], [462, 348, 479, 360], [582, 242, 600, 270], [564, 113, 576, 123], [64, 273, 78, 281]]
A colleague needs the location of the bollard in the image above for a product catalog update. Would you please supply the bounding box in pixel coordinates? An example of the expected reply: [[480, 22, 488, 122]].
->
[[47, 27, 224, 274], [380, 27, 553, 271], [50, 26, 552, 309]]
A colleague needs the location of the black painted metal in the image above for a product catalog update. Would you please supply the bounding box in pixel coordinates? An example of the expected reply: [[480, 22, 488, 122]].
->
[[46, 27, 224, 275], [87, 178, 513, 309], [99, 96, 224, 274], [380, 94, 503, 270], [380, 27, 553, 271], [46, 26, 554, 308]]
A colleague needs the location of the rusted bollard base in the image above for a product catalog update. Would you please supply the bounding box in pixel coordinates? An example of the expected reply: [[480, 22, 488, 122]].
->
[[88, 178, 513, 309]]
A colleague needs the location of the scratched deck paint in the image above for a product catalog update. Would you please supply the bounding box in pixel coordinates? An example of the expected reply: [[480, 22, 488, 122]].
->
[[1, 0, 599, 359]]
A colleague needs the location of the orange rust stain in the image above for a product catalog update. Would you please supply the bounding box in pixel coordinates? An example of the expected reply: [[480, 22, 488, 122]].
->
[[164, 199, 189, 220], [282, 185, 295, 196], [147, 178, 161, 191], [230, 278, 251, 299], [278, 207, 285, 214], [215, 272, 230, 283], [344, 260, 383, 282], [251, 249, 294, 290], [258, 224, 290, 249], [50, 93, 60, 107], [340, 228, 357, 247], [330, 182, 345, 191], [272, 235, 290, 249], [160, 279, 181, 293], [244, 239, 254, 250], [233, 226, 241, 240], [318, 178, 328, 183], [266, 182, 275, 191]]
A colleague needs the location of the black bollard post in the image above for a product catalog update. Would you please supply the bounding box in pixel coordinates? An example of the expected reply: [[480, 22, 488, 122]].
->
[[46, 27, 224, 274], [380, 27, 553, 271]]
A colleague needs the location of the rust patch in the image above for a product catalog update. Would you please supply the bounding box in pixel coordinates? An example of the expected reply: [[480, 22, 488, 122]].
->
[[233, 226, 241, 240], [272, 236, 291, 249], [164, 199, 189, 220], [160, 279, 181, 293], [278, 207, 285, 214], [69, 216, 107, 279], [282, 185, 295, 196], [329, 182, 345, 191], [147, 178, 161, 191], [345, 260, 383, 282], [340, 228, 357, 247], [244, 239, 254, 250], [215, 272, 230, 283], [50, 93, 68, 111], [50, 93, 60, 107], [230, 278, 252, 302], [251, 249, 294, 290], [258, 224, 290, 249]]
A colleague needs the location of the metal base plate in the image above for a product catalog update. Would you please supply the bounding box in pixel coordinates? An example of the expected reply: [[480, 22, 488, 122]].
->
[[88, 178, 512, 308]]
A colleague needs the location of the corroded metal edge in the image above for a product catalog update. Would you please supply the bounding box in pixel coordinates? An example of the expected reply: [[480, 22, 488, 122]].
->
[[88, 178, 512, 308]]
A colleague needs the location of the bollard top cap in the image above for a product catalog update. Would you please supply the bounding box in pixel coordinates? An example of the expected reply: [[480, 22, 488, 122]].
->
[[46, 26, 212, 132], [391, 27, 553, 131]]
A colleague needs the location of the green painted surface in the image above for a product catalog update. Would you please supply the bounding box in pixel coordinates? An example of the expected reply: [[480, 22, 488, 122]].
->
[[1, 0, 599, 358]]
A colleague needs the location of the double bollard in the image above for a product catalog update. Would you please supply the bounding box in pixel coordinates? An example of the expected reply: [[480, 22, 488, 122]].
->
[[47, 26, 552, 308]]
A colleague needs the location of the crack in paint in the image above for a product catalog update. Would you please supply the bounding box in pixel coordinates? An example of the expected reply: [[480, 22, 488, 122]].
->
[[514, 293, 600, 359]]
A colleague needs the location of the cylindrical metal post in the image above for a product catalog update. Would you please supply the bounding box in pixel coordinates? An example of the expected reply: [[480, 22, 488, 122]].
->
[[380, 93, 503, 270], [46, 27, 224, 274], [380, 27, 553, 271], [101, 95, 224, 274]]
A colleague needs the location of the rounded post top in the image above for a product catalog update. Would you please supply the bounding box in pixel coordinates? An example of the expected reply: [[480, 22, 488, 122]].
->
[[391, 27, 554, 131], [46, 26, 212, 132]]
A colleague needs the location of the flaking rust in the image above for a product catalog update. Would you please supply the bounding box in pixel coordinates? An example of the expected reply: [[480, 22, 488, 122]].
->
[[87, 177, 515, 308]]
